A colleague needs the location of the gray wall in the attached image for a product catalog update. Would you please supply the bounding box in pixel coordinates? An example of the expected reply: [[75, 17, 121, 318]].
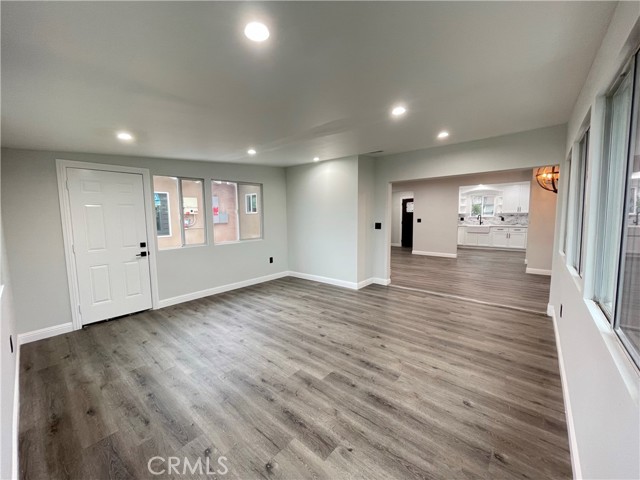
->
[[1, 148, 289, 334], [548, 3, 640, 478], [527, 170, 557, 272], [0, 155, 18, 480], [394, 169, 537, 258], [286, 156, 359, 284], [357, 156, 375, 283]]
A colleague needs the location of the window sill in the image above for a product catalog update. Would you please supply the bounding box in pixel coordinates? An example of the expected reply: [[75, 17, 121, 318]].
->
[[213, 238, 264, 246]]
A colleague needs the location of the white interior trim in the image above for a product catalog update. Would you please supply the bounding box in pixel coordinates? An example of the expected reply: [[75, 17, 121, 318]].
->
[[287, 271, 359, 290], [55, 159, 160, 330], [391, 243, 401, 247], [357, 278, 392, 289], [548, 305, 582, 479], [18, 322, 74, 345], [157, 271, 290, 308], [11, 344, 20, 480], [526, 268, 552, 276], [412, 250, 457, 258]]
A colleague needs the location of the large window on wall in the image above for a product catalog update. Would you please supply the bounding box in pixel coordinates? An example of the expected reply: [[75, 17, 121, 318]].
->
[[153, 176, 206, 249], [211, 180, 263, 244], [569, 129, 589, 275], [616, 52, 640, 367], [595, 61, 634, 319]]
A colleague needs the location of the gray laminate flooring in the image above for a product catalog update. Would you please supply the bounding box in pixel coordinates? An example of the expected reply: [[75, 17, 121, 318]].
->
[[391, 247, 551, 313], [19, 277, 571, 479]]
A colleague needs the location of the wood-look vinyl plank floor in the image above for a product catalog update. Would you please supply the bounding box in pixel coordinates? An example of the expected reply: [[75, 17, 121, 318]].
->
[[391, 247, 551, 313], [19, 277, 571, 479]]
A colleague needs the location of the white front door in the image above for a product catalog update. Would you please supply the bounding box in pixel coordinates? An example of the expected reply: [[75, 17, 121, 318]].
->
[[67, 168, 152, 325]]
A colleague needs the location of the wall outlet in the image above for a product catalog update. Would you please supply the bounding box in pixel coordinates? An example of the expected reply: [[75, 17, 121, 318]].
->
[[269, 257, 273, 264]]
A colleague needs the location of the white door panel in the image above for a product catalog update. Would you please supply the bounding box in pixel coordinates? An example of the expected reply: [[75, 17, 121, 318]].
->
[[67, 168, 152, 324]]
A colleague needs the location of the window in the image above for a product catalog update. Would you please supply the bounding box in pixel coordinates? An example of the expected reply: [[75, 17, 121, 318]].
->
[[569, 129, 589, 275], [595, 64, 634, 319], [153, 176, 206, 249], [562, 154, 572, 254], [211, 181, 262, 244], [470, 195, 495, 217], [245, 193, 258, 214], [615, 53, 640, 367]]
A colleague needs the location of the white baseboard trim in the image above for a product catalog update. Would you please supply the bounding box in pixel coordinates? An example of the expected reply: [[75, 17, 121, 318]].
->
[[158, 271, 290, 308], [526, 267, 552, 276], [288, 271, 358, 290], [357, 277, 392, 289], [549, 304, 582, 479], [18, 322, 74, 345], [12, 344, 20, 480], [391, 243, 401, 247], [412, 250, 457, 258]]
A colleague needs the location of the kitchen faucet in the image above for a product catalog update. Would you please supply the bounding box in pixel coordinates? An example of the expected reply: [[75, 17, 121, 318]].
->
[[477, 214, 483, 225]]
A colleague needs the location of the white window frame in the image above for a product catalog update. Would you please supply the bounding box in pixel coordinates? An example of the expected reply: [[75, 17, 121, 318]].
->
[[245, 192, 258, 214], [154, 191, 172, 238]]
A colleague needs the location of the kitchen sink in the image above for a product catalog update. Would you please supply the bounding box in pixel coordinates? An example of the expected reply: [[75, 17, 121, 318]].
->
[[465, 226, 491, 234]]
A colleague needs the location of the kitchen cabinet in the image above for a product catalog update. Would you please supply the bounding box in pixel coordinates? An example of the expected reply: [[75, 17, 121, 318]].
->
[[498, 183, 530, 214], [491, 228, 509, 247], [460, 226, 527, 249]]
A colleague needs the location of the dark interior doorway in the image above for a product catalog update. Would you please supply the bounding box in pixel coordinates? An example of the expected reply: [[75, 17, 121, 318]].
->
[[401, 198, 414, 248]]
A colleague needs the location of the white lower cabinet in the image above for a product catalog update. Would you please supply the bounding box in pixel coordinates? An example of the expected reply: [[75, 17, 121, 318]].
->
[[460, 226, 527, 249]]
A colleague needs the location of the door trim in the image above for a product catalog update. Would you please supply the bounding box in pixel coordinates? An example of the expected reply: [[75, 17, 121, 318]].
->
[[56, 159, 160, 330]]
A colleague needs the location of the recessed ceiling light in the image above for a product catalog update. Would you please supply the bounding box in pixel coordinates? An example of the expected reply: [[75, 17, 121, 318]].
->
[[437, 131, 450, 139], [247, 148, 257, 155], [244, 22, 270, 42], [391, 106, 407, 117], [116, 131, 134, 142], [313, 157, 320, 162]]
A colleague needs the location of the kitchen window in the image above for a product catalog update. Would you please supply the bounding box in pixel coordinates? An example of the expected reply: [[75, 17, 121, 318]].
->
[[153, 176, 206, 249], [470, 195, 495, 217], [212, 180, 263, 244]]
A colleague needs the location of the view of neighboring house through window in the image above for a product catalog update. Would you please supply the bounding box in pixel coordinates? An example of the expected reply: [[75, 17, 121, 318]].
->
[[212, 181, 263, 244], [153, 176, 206, 249]]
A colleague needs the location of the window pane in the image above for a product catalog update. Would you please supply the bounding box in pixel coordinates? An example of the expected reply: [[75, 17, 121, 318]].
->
[[596, 70, 633, 318], [617, 56, 640, 366], [153, 176, 181, 250], [238, 184, 262, 240], [181, 179, 205, 246], [212, 181, 239, 244], [562, 155, 572, 254], [570, 130, 589, 274]]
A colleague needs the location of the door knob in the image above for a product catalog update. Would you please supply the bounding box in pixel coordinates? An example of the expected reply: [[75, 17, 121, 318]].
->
[[136, 251, 148, 258]]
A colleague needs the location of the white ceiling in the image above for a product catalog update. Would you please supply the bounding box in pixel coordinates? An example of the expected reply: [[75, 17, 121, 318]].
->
[[1, 2, 615, 167]]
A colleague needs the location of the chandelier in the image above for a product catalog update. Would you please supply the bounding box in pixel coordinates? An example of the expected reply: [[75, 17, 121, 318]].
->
[[535, 165, 560, 194]]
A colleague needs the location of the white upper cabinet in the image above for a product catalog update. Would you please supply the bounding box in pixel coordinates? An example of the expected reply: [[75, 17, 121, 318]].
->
[[497, 183, 530, 213]]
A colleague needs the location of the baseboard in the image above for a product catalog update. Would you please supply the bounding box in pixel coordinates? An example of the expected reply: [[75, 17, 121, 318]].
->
[[526, 267, 552, 276], [357, 277, 392, 289], [18, 322, 74, 345], [412, 250, 457, 258], [287, 271, 358, 290], [391, 243, 401, 247], [549, 305, 582, 479], [158, 271, 290, 308], [12, 344, 20, 480]]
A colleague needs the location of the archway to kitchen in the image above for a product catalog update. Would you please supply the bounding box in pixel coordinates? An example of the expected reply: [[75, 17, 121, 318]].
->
[[389, 167, 558, 313]]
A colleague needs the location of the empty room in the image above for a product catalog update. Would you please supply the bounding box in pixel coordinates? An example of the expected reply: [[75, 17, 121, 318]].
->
[[1, 2, 639, 480]]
